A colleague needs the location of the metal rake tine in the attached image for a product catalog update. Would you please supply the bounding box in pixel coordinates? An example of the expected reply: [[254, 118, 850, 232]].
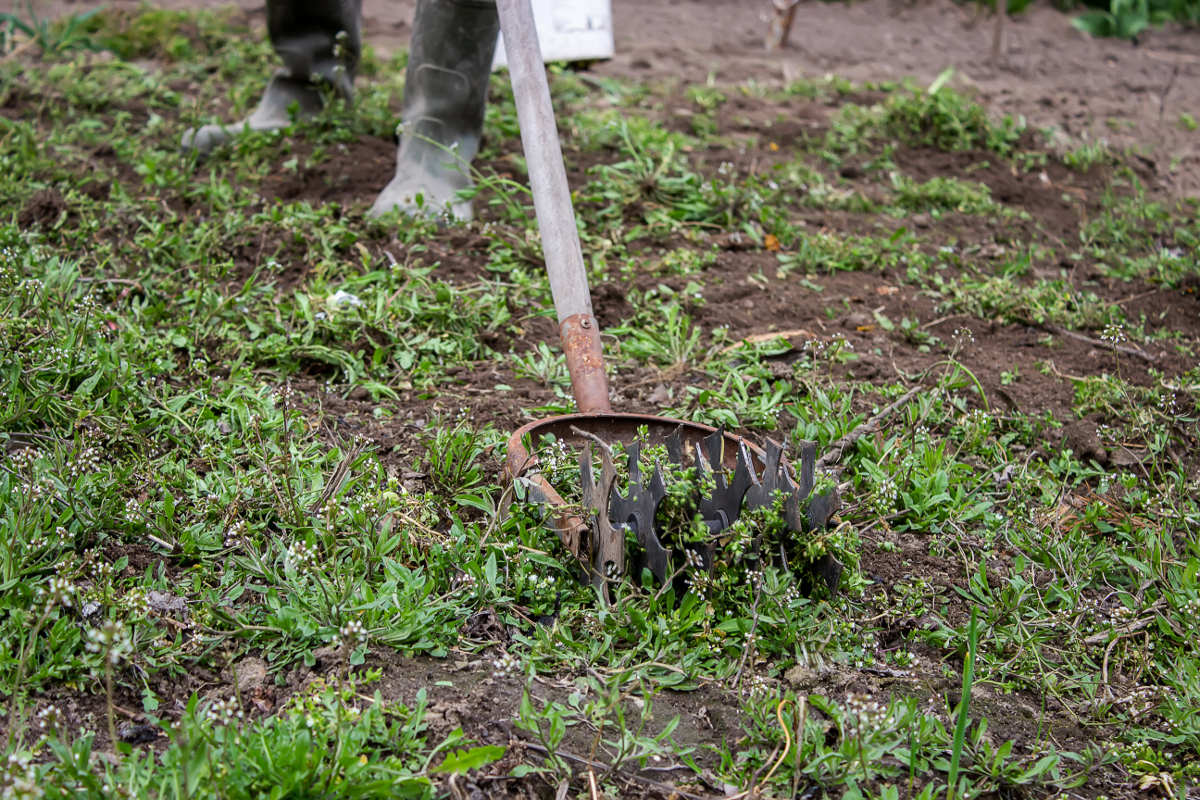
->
[[796, 439, 817, 502], [807, 489, 842, 531], [626, 441, 643, 487], [579, 442, 596, 505], [703, 427, 726, 472], [609, 442, 641, 526], [759, 438, 785, 493], [728, 440, 759, 510], [599, 443, 618, 492], [649, 460, 667, 497], [782, 479, 804, 535], [593, 443, 623, 601], [813, 553, 844, 599], [698, 437, 756, 529], [637, 462, 673, 584], [665, 426, 685, 467], [692, 440, 711, 483], [744, 437, 784, 511]]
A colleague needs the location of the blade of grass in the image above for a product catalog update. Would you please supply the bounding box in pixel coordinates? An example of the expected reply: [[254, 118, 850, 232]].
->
[[947, 607, 978, 800]]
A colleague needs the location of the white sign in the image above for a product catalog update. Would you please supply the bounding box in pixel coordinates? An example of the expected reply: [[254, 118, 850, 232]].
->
[[493, 0, 614, 67]]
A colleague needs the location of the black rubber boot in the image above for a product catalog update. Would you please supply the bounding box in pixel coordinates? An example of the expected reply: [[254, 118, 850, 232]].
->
[[182, 0, 362, 153], [370, 0, 499, 221]]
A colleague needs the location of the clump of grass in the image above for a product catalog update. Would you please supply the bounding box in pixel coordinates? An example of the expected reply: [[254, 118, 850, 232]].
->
[[76, 7, 247, 61], [422, 411, 498, 496], [1062, 138, 1113, 172], [889, 174, 997, 215], [927, 272, 1122, 330], [883, 79, 1025, 155]]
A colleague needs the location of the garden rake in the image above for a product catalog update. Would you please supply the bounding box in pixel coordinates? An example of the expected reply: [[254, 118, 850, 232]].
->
[[496, 0, 842, 602]]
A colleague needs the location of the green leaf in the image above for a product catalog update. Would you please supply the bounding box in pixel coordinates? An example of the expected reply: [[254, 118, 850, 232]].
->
[[926, 66, 955, 96], [432, 746, 506, 774], [1071, 12, 1116, 36], [948, 608, 977, 800], [510, 764, 542, 777], [1115, 13, 1148, 38], [484, 552, 498, 591], [1025, 754, 1059, 779], [77, 370, 104, 397]]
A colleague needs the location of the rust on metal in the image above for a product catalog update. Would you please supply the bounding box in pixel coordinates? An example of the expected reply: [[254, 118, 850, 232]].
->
[[559, 313, 611, 415], [505, 412, 766, 483]]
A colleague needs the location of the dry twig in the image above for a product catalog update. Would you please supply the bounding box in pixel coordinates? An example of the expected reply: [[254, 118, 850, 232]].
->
[[1042, 324, 1157, 363], [816, 385, 923, 470]]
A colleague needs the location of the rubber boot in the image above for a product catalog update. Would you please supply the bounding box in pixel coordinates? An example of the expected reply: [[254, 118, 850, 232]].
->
[[370, 0, 499, 221], [182, 0, 362, 153]]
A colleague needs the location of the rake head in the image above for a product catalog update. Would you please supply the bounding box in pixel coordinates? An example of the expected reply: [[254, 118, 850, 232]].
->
[[505, 413, 842, 604]]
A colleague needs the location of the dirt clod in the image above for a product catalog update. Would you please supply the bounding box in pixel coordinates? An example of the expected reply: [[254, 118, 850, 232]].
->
[[235, 657, 269, 692], [147, 591, 187, 613], [784, 664, 818, 689], [118, 724, 160, 744], [1060, 419, 1108, 465], [18, 188, 66, 229]]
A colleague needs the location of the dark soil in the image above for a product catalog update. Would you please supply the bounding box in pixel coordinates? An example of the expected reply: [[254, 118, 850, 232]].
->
[[892, 146, 1109, 243], [258, 137, 398, 205], [18, 188, 66, 229]]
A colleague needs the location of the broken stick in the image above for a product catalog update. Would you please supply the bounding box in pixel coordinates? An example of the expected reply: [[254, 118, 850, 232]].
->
[[816, 385, 923, 470], [1043, 324, 1158, 363]]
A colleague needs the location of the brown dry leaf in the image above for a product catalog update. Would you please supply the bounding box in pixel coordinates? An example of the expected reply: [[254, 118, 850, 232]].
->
[[875, 286, 899, 295], [1139, 772, 1175, 794], [764, 234, 781, 252]]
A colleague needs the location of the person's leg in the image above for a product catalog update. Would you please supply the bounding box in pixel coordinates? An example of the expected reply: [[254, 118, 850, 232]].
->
[[370, 0, 499, 222], [181, 0, 362, 153]]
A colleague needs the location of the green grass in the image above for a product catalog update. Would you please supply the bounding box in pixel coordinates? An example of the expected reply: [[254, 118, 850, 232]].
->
[[1, 7, 1200, 799]]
